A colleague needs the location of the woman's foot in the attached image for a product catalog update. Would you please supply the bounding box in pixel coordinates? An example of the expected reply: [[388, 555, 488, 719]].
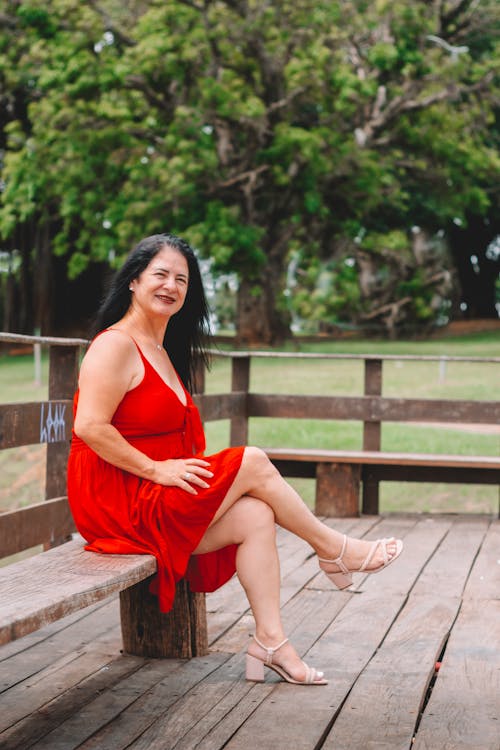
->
[[246, 634, 327, 685], [318, 535, 403, 589]]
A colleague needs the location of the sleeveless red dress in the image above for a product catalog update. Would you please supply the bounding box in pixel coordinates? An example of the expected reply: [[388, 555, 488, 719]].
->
[[67, 339, 244, 612]]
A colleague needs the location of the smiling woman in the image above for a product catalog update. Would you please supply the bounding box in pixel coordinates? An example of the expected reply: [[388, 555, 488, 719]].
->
[[129, 249, 189, 322], [66, 232, 403, 687]]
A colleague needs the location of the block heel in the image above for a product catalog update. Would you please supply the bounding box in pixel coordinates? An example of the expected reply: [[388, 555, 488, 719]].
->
[[246, 652, 265, 682], [318, 534, 353, 589]]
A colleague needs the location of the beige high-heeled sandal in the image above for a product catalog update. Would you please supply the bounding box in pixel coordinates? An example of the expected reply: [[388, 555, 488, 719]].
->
[[318, 534, 403, 589], [245, 635, 328, 685]]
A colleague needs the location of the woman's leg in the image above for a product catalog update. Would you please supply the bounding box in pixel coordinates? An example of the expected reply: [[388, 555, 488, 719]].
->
[[208, 447, 399, 571], [194, 496, 323, 682]]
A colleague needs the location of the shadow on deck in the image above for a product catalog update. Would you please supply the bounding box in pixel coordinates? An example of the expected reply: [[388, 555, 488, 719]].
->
[[1, 514, 499, 750]]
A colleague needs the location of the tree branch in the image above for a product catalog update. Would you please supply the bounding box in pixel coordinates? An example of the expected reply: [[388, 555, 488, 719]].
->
[[439, 0, 486, 42], [440, 0, 476, 28], [361, 297, 412, 321], [87, 0, 137, 47], [356, 71, 494, 146], [400, 71, 493, 114], [267, 86, 306, 114], [124, 75, 176, 115], [211, 164, 269, 191], [0, 12, 19, 30], [176, 0, 204, 11]]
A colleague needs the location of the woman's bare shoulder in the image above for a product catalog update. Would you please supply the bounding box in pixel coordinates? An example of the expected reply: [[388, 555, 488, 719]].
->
[[80, 329, 138, 377], [92, 328, 136, 348]]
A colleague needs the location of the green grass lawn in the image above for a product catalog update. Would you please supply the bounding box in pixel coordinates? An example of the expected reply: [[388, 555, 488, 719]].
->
[[1, 331, 499, 514]]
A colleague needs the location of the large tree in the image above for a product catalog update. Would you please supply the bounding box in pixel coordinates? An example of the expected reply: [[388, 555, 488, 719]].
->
[[1, 0, 498, 340]]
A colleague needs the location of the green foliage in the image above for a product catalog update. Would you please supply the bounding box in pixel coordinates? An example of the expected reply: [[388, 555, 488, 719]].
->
[[291, 256, 362, 328], [0, 0, 498, 337]]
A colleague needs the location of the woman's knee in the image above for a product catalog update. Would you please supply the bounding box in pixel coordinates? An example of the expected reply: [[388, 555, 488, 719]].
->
[[241, 446, 279, 483]]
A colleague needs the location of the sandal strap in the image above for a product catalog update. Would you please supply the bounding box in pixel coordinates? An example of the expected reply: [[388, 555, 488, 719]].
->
[[359, 538, 392, 572], [304, 665, 314, 684], [318, 533, 349, 575], [253, 635, 289, 665]]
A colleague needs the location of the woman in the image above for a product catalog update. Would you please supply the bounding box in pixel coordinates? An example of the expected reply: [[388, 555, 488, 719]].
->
[[67, 233, 403, 687]]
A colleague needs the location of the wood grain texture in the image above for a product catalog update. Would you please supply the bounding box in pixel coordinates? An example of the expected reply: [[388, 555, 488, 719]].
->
[[463, 519, 500, 600], [193, 392, 245, 422], [322, 519, 489, 748], [0, 539, 156, 645], [413, 599, 500, 750], [120, 577, 208, 658], [265, 447, 500, 470], [0, 401, 73, 449], [315, 462, 360, 516], [0, 497, 75, 558], [248, 393, 500, 423], [0, 515, 496, 750], [323, 594, 460, 750]]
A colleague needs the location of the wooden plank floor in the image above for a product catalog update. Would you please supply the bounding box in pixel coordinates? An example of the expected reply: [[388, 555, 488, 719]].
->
[[1, 514, 499, 750]]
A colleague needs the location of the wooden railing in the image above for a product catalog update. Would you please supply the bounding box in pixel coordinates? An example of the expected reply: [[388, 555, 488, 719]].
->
[[196, 349, 500, 445], [1, 334, 499, 564], [195, 350, 500, 513], [0, 333, 86, 557]]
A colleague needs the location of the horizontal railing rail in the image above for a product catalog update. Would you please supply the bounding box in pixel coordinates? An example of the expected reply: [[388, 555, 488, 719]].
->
[[244, 394, 500, 424]]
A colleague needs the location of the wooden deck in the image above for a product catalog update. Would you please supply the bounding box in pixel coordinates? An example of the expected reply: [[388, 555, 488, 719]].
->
[[1, 514, 499, 750]]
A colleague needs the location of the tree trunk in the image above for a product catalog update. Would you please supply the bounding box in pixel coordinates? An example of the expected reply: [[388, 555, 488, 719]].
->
[[236, 271, 290, 345], [18, 222, 35, 333], [35, 220, 54, 334]]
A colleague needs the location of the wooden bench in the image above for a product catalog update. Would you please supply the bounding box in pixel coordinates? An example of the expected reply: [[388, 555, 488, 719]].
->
[[0, 334, 207, 657], [263, 448, 500, 516]]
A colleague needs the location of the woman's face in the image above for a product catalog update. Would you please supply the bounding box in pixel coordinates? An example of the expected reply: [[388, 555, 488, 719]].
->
[[129, 245, 189, 319]]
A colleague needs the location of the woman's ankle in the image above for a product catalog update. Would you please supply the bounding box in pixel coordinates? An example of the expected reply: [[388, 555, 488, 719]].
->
[[314, 530, 347, 561], [253, 628, 287, 647]]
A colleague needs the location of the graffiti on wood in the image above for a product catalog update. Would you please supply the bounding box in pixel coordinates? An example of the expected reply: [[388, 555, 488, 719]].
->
[[40, 402, 66, 443]]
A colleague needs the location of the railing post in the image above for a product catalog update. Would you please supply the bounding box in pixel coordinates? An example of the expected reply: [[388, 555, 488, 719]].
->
[[363, 358, 382, 514], [193, 355, 206, 395], [44, 344, 81, 548], [45, 344, 81, 500], [230, 355, 250, 446]]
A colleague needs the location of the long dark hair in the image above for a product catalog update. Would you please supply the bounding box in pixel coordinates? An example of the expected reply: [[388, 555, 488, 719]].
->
[[93, 233, 212, 392]]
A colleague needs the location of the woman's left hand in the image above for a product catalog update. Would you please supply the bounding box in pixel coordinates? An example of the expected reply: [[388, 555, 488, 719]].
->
[[151, 457, 213, 493]]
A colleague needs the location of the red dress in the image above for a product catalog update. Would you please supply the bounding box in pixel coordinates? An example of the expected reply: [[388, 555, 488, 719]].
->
[[67, 339, 244, 612]]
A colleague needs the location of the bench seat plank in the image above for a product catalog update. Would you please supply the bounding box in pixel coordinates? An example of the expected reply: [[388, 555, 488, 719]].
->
[[264, 447, 500, 470], [0, 539, 156, 646]]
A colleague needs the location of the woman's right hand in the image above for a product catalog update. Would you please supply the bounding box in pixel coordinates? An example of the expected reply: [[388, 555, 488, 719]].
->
[[151, 457, 213, 494]]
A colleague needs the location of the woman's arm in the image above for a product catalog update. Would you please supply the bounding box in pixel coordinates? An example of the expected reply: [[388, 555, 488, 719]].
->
[[74, 331, 211, 492]]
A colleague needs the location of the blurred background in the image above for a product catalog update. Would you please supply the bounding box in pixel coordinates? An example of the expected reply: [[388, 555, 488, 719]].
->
[[0, 0, 498, 345]]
